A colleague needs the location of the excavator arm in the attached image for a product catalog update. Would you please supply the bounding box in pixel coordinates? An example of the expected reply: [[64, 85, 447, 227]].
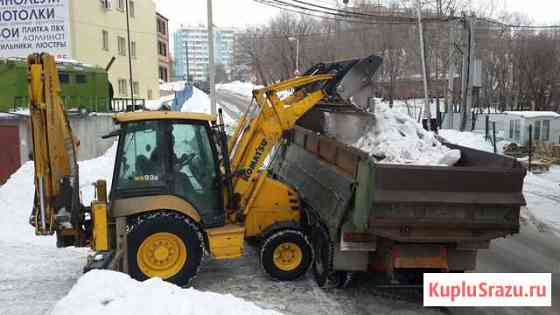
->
[[28, 53, 84, 246], [226, 55, 383, 214]]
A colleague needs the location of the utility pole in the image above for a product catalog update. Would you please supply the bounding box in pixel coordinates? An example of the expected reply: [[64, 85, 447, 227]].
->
[[207, 0, 216, 115], [465, 16, 476, 131], [416, 0, 431, 130], [124, 0, 134, 108], [460, 15, 475, 131], [446, 10, 455, 128]]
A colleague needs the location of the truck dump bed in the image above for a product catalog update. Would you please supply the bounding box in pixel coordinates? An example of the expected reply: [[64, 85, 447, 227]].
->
[[271, 111, 526, 246]]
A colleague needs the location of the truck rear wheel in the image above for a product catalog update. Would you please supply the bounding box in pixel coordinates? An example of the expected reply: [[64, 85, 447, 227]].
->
[[311, 224, 331, 287], [260, 229, 313, 281], [127, 212, 203, 287]]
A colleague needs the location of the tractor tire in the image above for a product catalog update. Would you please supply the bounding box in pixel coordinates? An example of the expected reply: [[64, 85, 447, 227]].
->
[[127, 211, 203, 287], [260, 229, 313, 281]]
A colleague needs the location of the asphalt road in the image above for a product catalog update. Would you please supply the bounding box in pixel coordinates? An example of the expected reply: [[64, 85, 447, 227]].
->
[[447, 219, 560, 315], [214, 89, 560, 315]]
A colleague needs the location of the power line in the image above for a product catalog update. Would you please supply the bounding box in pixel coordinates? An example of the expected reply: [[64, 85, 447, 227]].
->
[[254, 0, 418, 25], [255, 0, 451, 25]]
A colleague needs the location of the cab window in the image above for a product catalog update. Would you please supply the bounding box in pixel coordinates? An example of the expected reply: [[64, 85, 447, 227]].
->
[[171, 123, 221, 213], [116, 121, 166, 191]]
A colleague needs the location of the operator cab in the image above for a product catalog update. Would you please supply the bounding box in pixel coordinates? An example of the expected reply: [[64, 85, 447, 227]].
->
[[110, 112, 226, 227]]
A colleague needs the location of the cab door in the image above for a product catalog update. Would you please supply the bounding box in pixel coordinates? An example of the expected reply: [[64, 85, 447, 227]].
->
[[168, 122, 225, 227]]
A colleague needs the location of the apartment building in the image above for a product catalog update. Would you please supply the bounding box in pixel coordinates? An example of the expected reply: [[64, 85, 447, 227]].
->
[[156, 12, 170, 82], [173, 26, 235, 82], [69, 0, 159, 100]]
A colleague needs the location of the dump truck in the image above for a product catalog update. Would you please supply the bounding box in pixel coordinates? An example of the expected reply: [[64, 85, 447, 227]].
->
[[27, 53, 383, 286], [270, 108, 527, 287]]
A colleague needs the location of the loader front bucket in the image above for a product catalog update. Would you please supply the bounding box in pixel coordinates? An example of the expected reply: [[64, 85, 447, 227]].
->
[[303, 55, 383, 110]]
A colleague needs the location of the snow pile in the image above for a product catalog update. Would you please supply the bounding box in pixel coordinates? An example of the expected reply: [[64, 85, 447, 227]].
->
[[180, 86, 235, 126], [354, 104, 461, 166], [439, 129, 494, 152], [160, 80, 188, 92], [0, 144, 117, 314], [523, 167, 560, 237], [51, 270, 281, 315], [217, 81, 261, 98], [0, 143, 117, 245], [145, 94, 175, 111]]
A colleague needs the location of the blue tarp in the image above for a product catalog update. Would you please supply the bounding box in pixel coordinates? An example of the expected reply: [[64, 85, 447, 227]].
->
[[172, 83, 193, 111]]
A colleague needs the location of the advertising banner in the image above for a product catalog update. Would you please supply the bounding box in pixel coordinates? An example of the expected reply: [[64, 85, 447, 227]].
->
[[0, 0, 71, 58]]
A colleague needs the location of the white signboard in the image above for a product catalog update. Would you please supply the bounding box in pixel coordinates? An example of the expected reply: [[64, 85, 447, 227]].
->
[[0, 0, 71, 58]]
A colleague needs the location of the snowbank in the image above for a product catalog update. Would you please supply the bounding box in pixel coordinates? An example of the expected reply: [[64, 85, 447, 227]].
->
[[0, 143, 117, 245], [160, 80, 188, 92], [522, 168, 560, 237], [439, 129, 494, 152], [180, 86, 235, 126], [354, 104, 460, 166], [217, 81, 261, 98], [51, 270, 281, 315]]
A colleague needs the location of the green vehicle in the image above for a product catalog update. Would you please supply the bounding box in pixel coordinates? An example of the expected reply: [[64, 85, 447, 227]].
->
[[0, 58, 111, 112]]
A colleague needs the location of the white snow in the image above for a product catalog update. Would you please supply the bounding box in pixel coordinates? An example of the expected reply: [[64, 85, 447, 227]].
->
[[503, 111, 560, 119], [0, 144, 117, 314], [217, 81, 261, 98], [145, 94, 175, 111], [439, 129, 512, 154], [180, 86, 235, 126], [354, 104, 461, 166], [521, 167, 560, 237], [439, 129, 494, 152], [51, 270, 281, 315], [160, 80, 188, 92]]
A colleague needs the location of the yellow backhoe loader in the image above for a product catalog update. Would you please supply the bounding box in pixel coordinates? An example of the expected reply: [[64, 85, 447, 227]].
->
[[28, 53, 382, 286]]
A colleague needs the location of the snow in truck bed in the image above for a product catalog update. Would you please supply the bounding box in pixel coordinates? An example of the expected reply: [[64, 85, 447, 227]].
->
[[353, 103, 461, 166]]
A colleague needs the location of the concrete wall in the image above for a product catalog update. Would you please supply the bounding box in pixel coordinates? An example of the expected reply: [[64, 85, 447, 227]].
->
[[14, 114, 116, 165], [69, 114, 116, 161]]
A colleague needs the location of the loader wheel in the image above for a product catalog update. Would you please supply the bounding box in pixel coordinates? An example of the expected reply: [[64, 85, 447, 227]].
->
[[127, 212, 203, 287], [260, 229, 313, 281]]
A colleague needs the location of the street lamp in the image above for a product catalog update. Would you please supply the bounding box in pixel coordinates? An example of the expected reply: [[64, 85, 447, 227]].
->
[[288, 36, 299, 75]]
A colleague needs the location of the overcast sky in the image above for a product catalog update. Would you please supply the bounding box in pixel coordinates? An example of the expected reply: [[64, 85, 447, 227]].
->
[[155, 0, 560, 32]]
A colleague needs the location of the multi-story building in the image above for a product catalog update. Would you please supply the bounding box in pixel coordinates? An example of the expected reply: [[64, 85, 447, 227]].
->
[[173, 26, 235, 82], [69, 0, 159, 100], [156, 12, 170, 82]]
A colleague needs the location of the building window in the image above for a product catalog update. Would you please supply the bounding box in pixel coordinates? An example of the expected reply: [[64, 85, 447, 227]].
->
[[131, 41, 136, 59], [534, 120, 541, 140], [118, 79, 128, 96], [158, 41, 167, 57], [133, 81, 139, 95], [118, 36, 126, 56], [76, 74, 87, 84], [102, 30, 109, 51], [157, 20, 166, 35], [129, 1, 135, 17], [159, 66, 168, 81], [117, 0, 125, 11], [542, 120, 550, 141], [514, 120, 520, 143]]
